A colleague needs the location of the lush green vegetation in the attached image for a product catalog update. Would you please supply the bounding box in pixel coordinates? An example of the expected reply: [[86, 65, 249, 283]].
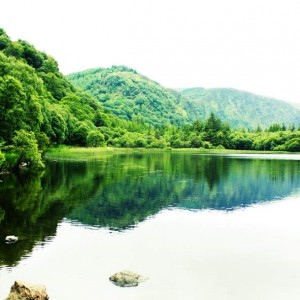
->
[[181, 87, 300, 129], [161, 113, 300, 151], [1, 28, 300, 173], [68, 69, 300, 131], [0, 29, 175, 171], [67, 66, 197, 126]]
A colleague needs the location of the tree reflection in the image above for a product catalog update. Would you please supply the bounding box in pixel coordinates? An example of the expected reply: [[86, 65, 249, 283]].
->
[[1, 153, 300, 266]]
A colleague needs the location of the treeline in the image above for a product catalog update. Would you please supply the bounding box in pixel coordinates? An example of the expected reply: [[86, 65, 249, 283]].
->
[[160, 113, 300, 152], [103, 113, 300, 152], [1, 28, 300, 173]]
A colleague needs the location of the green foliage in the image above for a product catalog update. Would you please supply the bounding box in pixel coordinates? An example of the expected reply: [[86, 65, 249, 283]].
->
[[87, 130, 106, 147], [67, 67, 197, 127], [19, 40, 44, 69], [0, 74, 26, 141], [0, 29, 10, 51], [1, 152, 19, 170], [35, 132, 50, 152], [203, 113, 223, 146], [181, 87, 300, 130], [230, 131, 253, 150], [0, 150, 5, 168], [274, 138, 300, 152], [0, 29, 161, 169], [12, 130, 45, 169]]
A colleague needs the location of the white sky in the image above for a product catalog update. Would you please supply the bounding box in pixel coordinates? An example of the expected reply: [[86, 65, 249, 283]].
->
[[1, 0, 300, 103]]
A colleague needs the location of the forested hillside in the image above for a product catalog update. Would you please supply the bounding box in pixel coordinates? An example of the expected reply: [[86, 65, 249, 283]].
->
[[181, 88, 300, 129], [67, 67, 197, 126], [0, 29, 170, 170], [69, 68, 300, 130]]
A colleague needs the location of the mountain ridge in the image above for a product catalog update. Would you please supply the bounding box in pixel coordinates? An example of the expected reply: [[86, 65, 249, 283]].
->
[[180, 87, 300, 129], [68, 67, 300, 129], [67, 66, 197, 127]]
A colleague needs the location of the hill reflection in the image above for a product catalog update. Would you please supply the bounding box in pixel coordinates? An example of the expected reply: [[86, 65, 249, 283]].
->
[[1, 152, 300, 266]]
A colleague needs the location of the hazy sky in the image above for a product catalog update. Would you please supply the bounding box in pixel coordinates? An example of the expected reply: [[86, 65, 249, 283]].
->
[[1, 0, 300, 103]]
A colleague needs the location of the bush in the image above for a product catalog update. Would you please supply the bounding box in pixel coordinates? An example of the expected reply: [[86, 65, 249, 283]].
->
[[275, 138, 300, 152], [35, 132, 50, 152], [2, 152, 18, 170], [87, 130, 106, 147], [202, 141, 213, 149], [12, 129, 44, 169]]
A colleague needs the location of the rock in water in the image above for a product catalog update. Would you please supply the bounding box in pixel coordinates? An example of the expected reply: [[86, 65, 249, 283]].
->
[[109, 270, 147, 287], [5, 235, 18, 244], [5, 281, 49, 300]]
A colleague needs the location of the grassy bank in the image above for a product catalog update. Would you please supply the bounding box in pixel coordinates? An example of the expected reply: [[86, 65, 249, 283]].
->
[[45, 146, 288, 161]]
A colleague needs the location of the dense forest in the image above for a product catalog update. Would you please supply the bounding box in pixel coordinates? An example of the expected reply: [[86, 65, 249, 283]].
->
[[67, 66, 197, 127], [1, 28, 300, 172], [181, 87, 300, 129], [68, 68, 300, 130]]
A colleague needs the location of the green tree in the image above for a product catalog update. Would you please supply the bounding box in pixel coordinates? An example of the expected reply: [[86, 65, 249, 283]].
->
[[203, 113, 222, 146], [3, 41, 23, 58], [35, 132, 50, 152], [19, 40, 44, 69], [87, 130, 106, 147], [12, 130, 44, 169], [69, 122, 90, 146], [0, 32, 10, 51], [189, 132, 203, 148], [0, 75, 26, 141]]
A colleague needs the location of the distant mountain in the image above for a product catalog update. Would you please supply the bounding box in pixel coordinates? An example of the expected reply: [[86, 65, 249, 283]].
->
[[68, 67, 300, 129], [180, 88, 300, 129], [67, 66, 197, 127]]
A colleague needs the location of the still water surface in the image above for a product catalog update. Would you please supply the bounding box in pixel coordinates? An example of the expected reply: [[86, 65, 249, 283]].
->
[[1, 152, 300, 299]]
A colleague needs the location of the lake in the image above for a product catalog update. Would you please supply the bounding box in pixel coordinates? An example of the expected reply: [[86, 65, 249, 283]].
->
[[1, 151, 300, 299]]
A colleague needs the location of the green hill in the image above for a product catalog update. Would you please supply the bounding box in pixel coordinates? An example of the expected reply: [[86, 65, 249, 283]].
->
[[68, 68, 300, 130], [0, 29, 130, 151], [0, 29, 171, 170], [180, 87, 300, 129], [67, 66, 197, 127]]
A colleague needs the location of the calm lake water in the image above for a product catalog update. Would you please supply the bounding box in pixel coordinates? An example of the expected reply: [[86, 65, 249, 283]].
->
[[1, 152, 300, 299]]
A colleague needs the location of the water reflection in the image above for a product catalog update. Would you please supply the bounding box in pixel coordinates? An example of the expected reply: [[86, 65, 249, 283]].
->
[[1, 152, 300, 266]]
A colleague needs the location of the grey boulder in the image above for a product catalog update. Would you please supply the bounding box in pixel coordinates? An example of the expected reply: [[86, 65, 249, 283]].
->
[[109, 270, 147, 287]]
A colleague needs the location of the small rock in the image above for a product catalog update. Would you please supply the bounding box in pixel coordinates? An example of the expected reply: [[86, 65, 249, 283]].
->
[[5, 235, 18, 244], [19, 162, 28, 168], [5, 281, 49, 300], [109, 270, 147, 287]]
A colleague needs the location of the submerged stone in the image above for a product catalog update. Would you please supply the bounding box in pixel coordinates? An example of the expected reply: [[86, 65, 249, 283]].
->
[[5, 281, 49, 300], [109, 270, 147, 287]]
